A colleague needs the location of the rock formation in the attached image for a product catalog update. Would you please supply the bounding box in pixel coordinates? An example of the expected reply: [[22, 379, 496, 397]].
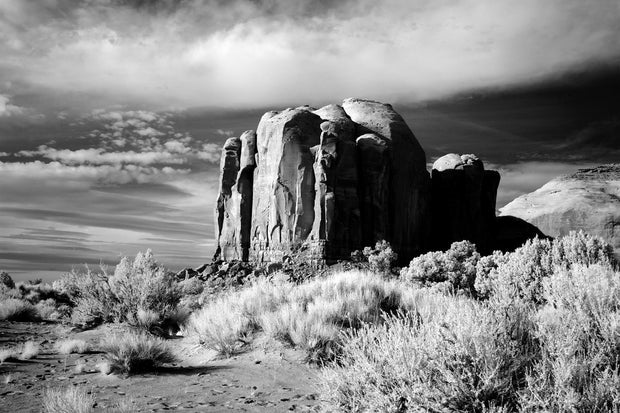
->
[[214, 98, 504, 264], [342, 98, 431, 259], [431, 154, 500, 254], [214, 137, 241, 260], [500, 164, 620, 259]]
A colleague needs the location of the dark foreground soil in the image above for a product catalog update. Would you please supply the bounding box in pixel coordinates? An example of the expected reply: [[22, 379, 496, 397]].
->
[[0, 321, 322, 412]]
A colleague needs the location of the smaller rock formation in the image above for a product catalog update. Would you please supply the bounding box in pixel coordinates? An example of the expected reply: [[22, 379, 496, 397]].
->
[[214, 137, 241, 260], [501, 164, 620, 259], [431, 154, 500, 254]]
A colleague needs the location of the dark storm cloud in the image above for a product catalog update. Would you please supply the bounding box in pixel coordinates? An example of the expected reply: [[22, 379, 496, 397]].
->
[[1, 0, 619, 112]]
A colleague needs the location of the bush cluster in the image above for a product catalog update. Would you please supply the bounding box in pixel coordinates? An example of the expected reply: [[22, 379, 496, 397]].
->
[[321, 231, 620, 412], [57, 250, 184, 334], [351, 240, 398, 273], [0, 276, 71, 321]]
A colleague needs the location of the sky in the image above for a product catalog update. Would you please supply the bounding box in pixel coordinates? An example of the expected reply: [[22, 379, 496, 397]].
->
[[0, 0, 619, 280]]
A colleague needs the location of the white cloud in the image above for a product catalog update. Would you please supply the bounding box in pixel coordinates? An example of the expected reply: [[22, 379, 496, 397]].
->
[[0, 160, 190, 185], [0, 94, 26, 117], [0, 0, 618, 110]]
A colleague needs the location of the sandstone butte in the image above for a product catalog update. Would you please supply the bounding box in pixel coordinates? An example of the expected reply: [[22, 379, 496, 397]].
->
[[213, 98, 618, 265]]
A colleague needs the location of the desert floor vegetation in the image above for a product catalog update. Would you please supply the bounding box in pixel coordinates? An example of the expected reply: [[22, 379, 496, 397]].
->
[[321, 232, 620, 412], [54, 338, 90, 355], [187, 269, 414, 363], [55, 249, 186, 335], [99, 331, 176, 375], [2, 232, 619, 412], [42, 386, 95, 413], [0, 298, 39, 321]]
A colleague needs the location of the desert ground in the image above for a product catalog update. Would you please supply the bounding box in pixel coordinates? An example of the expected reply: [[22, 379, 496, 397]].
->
[[0, 321, 321, 412]]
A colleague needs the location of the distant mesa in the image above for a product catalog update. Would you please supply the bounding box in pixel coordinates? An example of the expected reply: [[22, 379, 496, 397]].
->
[[501, 164, 620, 259], [213, 98, 612, 265]]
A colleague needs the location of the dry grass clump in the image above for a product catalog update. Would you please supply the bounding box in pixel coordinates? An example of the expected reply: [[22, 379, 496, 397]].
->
[[100, 332, 176, 374], [0, 298, 39, 321], [43, 386, 94, 413], [55, 339, 90, 355], [0, 341, 40, 362], [188, 270, 410, 363], [0, 348, 19, 363], [20, 340, 40, 360]]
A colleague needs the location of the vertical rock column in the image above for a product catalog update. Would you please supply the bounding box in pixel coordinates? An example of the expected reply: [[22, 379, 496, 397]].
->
[[225, 130, 257, 261], [250, 108, 322, 262], [214, 137, 241, 259], [342, 98, 431, 262], [309, 104, 361, 260]]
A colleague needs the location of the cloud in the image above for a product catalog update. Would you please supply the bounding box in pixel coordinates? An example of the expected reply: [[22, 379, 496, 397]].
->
[[0, 160, 190, 185], [18, 146, 189, 165], [1, 0, 619, 111]]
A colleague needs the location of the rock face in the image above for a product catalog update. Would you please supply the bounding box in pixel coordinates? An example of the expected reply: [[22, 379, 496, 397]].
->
[[431, 154, 500, 254], [214, 98, 502, 264], [342, 98, 431, 259], [250, 107, 323, 262], [308, 105, 361, 259], [500, 164, 620, 258]]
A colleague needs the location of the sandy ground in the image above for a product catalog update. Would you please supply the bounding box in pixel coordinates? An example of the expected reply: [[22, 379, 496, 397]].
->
[[0, 321, 322, 412]]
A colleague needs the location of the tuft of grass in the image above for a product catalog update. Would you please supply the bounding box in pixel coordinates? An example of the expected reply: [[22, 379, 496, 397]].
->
[[96, 361, 111, 375], [0, 348, 19, 363], [100, 332, 176, 374], [55, 339, 90, 355], [74, 360, 86, 374], [20, 340, 40, 360], [0, 298, 39, 321], [43, 386, 94, 413]]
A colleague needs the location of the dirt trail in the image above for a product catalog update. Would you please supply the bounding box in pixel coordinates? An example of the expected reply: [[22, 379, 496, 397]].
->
[[0, 321, 322, 412]]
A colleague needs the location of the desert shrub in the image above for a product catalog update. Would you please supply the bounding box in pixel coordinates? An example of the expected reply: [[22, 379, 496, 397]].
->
[[0, 298, 39, 321], [43, 386, 94, 413], [475, 232, 615, 304], [55, 339, 90, 355], [321, 291, 538, 412], [109, 250, 181, 330], [351, 240, 398, 273], [189, 271, 410, 363], [100, 332, 176, 374], [179, 277, 204, 295], [520, 264, 620, 412], [58, 250, 182, 333], [401, 240, 480, 295], [0, 271, 15, 289]]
